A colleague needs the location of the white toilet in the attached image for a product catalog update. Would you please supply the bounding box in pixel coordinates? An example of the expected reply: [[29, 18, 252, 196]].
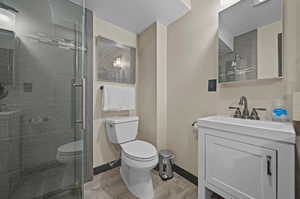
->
[[105, 116, 158, 199], [56, 140, 83, 188]]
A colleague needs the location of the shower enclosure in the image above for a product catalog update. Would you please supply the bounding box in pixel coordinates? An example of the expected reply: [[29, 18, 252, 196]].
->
[[0, 0, 93, 198]]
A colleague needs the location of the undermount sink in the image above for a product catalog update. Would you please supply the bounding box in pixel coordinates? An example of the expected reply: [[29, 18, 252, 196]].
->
[[197, 116, 296, 144]]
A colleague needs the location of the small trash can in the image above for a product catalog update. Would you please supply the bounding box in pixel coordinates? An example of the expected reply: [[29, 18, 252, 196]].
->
[[159, 150, 175, 181]]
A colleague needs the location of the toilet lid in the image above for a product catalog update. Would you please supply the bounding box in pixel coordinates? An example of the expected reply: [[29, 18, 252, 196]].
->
[[121, 140, 157, 160], [58, 140, 83, 155]]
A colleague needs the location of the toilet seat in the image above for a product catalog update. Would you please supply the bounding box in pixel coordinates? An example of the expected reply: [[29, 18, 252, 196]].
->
[[121, 140, 157, 161], [57, 140, 83, 157], [120, 141, 158, 199]]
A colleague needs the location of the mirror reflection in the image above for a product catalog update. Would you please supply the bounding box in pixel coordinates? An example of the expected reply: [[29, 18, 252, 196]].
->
[[219, 0, 283, 83], [96, 36, 136, 84], [0, 29, 16, 86]]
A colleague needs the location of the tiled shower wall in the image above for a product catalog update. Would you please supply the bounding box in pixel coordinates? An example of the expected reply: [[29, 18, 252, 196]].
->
[[0, 0, 84, 197], [1, 20, 76, 170], [0, 48, 13, 84]]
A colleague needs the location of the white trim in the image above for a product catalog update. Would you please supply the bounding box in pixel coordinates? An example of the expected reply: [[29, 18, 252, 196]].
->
[[253, 0, 271, 7], [220, 0, 240, 12]]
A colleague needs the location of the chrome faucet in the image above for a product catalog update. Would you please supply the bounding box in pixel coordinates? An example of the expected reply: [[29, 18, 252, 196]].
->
[[229, 96, 266, 120], [249, 108, 267, 120], [239, 96, 250, 119]]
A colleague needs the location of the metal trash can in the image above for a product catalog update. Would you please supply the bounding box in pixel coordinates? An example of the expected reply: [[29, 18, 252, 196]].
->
[[159, 150, 175, 181]]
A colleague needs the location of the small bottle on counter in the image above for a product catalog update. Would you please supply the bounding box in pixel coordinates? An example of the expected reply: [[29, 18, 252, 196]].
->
[[271, 99, 288, 122]]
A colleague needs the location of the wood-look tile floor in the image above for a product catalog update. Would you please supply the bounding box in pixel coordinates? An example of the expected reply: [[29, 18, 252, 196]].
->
[[84, 168, 197, 199]]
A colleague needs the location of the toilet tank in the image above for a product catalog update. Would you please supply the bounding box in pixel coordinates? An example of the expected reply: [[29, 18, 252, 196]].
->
[[105, 116, 139, 144]]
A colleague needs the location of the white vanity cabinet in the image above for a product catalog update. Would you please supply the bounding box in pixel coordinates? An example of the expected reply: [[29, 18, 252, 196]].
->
[[197, 116, 295, 199], [206, 136, 276, 199]]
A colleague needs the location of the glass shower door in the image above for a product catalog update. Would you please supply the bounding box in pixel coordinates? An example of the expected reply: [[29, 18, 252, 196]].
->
[[0, 0, 88, 198]]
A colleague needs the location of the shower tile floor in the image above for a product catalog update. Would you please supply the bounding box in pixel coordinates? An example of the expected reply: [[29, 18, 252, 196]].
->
[[9, 164, 66, 199], [8, 163, 82, 199], [84, 168, 198, 199]]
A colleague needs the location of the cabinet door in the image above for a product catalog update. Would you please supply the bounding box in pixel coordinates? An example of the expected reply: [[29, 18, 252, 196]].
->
[[206, 135, 277, 199]]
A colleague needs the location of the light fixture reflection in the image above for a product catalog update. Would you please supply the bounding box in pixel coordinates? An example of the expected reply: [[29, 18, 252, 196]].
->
[[0, 7, 16, 31], [113, 56, 124, 68]]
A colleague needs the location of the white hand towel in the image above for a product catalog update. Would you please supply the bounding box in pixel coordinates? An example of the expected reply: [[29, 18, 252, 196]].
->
[[102, 85, 136, 111]]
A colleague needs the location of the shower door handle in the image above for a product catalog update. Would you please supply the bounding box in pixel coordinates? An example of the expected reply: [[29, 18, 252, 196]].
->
[[72, 23, 86, 133], [72, 77, 86, 131], [81, 77, 86, 130]]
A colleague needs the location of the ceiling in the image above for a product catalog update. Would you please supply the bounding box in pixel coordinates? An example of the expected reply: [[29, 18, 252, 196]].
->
[[220, 0, 282, 36], [72, 0, 191, 34]]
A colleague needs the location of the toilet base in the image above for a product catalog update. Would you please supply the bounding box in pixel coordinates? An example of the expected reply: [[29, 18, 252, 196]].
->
[[120, 161, 154, 199], [56, 155, 82, 189]]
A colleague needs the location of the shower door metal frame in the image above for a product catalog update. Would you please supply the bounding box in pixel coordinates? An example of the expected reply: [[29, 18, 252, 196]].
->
[[83, 8, 93, 182], [71, 7, 93, 184]]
